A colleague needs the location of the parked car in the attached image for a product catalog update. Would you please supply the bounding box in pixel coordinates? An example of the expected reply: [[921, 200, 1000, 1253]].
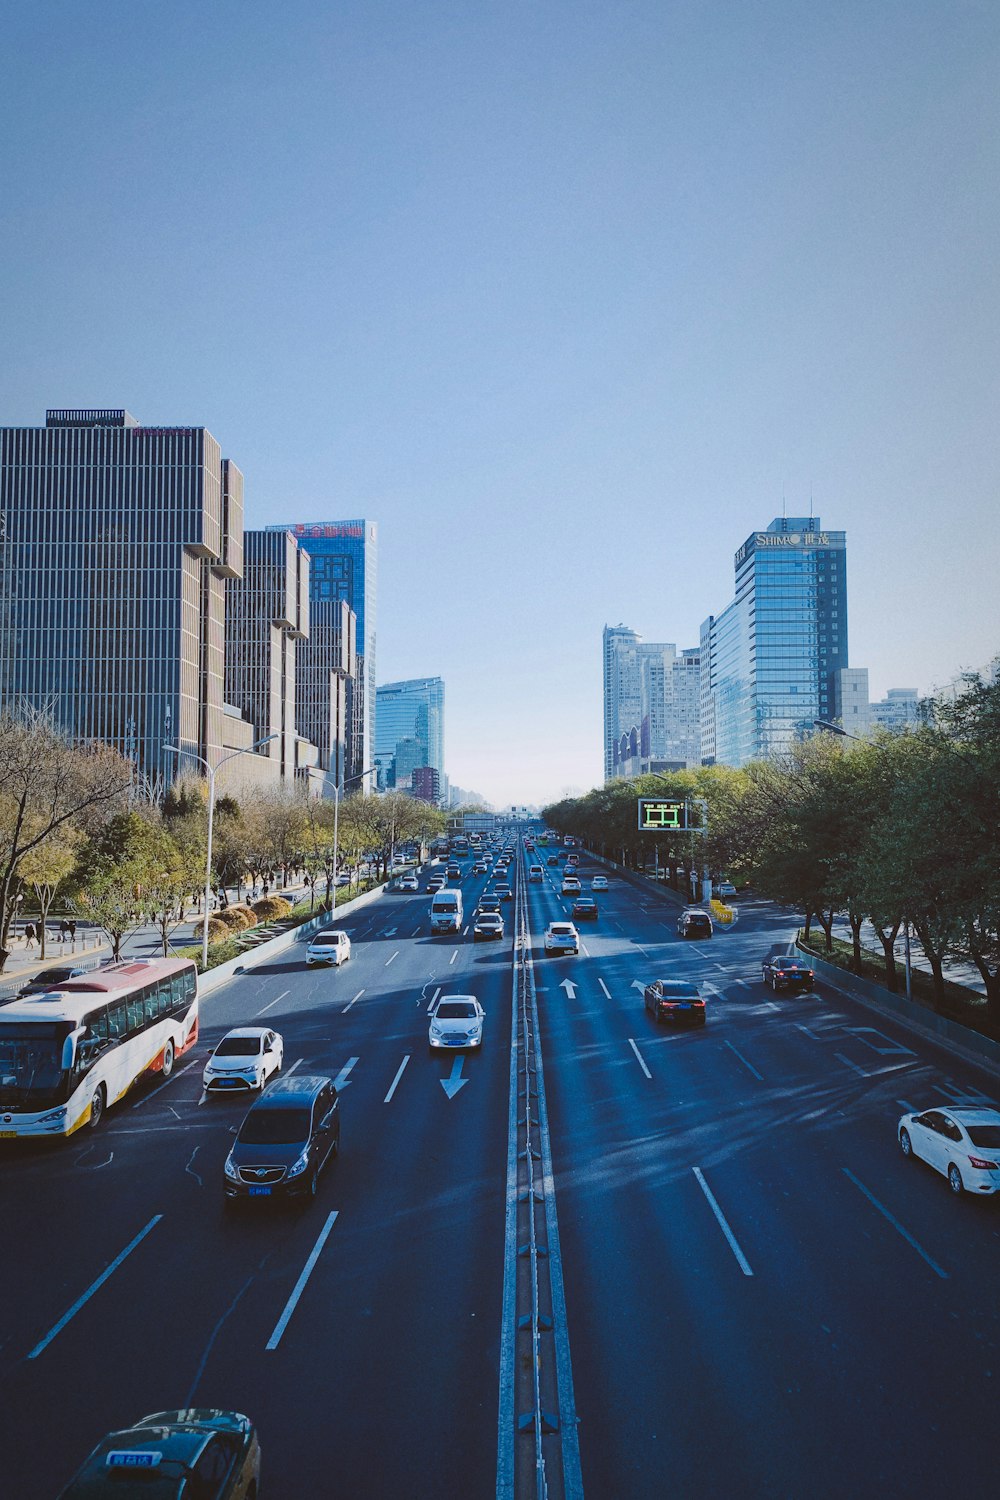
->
[[57, 1410, 261, 1499], [429, 994, 485, 1049], [203, 1028, 283, 1093], [761, 949, 815, 993], [677, 909, 713, 939], [305, 929, 352, 966], [17, 963, 90, 997], [224, 1075, 340, 1202], [898, 1106, 1000, 1195], [643, 979, 707, 1025], [545, 922, 579, 955]]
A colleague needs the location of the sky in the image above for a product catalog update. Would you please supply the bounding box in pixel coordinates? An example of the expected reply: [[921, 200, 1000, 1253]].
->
[[2, 0, 999, 808]]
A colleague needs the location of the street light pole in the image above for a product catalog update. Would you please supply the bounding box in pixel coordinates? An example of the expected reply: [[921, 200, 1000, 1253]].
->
[[813, 718, 912, 1001], [331, 766, 377, 913], [163, 734, 277, 969]]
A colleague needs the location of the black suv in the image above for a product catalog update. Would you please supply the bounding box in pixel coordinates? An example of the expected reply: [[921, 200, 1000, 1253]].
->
[[761, 949, 815, 994], [225, 1075, 340, 1203]]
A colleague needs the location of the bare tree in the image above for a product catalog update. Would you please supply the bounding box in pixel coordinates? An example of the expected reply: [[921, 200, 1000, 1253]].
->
[[0, 705, 133, 971]]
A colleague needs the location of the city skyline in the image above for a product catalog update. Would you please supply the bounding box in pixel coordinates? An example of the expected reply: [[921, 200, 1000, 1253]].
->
[[2, 4, 998, 804]]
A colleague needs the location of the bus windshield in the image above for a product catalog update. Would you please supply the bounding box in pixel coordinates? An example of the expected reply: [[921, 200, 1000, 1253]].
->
[[0, 1024, 73, 1109]]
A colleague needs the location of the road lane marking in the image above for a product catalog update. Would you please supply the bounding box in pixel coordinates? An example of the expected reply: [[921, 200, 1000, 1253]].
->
[[724, 1040, 764, 1082], [285, 1058, 303, 1078], [598, 977, 611, 999], [580, 941, 591, 956], [29, 1215, 164, 1358], [342, 989, 365, 1012], [762, 1001, 779, 1012], [384, 950, 400, 966], [411, 926, 422, 936], [334, 1057, 359, 1091], [835, 1052, 869, 1078], [256, 990, 289, 1017], [628, 1038, 652, 1079], [384, 1055, 410, 1103], [427, 986, 441, 1013], [132, 1059, 199, 1107], [449, 949, 459, 964], [795, 1024, 820, 1040], [841, 1168, 949, 1278], [462, 924, 469, 935], [897, 1099, 917, 1112], [693, 1169, 753, 1276], [846, 1027, 916, 1057], [266, 1212, 340, 1350]]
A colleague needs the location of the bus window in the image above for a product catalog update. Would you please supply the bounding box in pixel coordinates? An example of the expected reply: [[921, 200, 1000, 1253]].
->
[[144, 985, 159, 1025], [126, 996, 143, 1035], [107, 1003, 126, 1041]]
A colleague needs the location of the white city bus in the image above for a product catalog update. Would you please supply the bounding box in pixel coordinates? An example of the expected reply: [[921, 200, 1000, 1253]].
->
[[0, 957, 198, 1139]]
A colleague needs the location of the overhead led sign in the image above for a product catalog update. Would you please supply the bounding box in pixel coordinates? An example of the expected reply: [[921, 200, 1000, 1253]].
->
[[637, 798, 689, 832]]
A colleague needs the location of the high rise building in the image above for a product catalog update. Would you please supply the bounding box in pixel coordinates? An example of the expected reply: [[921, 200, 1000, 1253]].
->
[[871, 686, 922, 731], [700, 516, 848, 767], [410, 766, 441, 803], [602, 626, 701, 781], [0, 407, 276, 791], [375, 676, 445, 791], [225, 530, 312, 781], [277, 520, 378, 787], [835, 667, 871, 737], [295, 597, 356, 790]]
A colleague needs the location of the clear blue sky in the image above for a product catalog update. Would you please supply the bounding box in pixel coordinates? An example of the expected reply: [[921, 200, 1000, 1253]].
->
[[3, 1, 998, 807]]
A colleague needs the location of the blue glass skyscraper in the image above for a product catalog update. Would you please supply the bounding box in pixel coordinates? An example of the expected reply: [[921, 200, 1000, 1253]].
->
[[375, 677, 445, 791], [276, 519, 377, 786], [701, 517, 848, 767]]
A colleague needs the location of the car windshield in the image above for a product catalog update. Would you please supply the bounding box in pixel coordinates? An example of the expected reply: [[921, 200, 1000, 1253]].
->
[[436, 1003, 477, 1019], [215, 1036, 262, 1057], [312, 934, 340, 945], [238, 1107, 311, 1145], [967, 1125, 1000, 1148]]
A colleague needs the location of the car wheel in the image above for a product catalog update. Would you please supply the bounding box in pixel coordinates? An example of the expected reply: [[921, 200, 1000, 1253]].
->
[[160, 1040, 175, 1078], [88, 1085, 106, 1130], [899, 1128, 912, 1158], [948, 1163, 964, 1195]]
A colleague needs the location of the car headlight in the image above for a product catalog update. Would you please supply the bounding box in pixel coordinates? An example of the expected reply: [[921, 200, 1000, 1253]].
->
[[287, 1150, 311, 1179], [224, 1154, 240, 1181], [38, 1107, 67, 1124]]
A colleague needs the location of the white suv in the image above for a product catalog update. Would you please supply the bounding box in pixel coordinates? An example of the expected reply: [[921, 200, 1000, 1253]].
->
[[545, 922, 579, 955], [305, 929, 352, 966]]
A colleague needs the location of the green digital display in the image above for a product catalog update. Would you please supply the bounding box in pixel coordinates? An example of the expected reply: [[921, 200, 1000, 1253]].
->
[[637, 798, 688, 832]]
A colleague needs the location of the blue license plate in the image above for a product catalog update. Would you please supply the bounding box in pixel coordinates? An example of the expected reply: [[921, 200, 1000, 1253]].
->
[[248, 1186, 272, 1197]]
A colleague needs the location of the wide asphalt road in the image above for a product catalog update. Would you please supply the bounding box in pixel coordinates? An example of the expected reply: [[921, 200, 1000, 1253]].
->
[[1, 835, 998, 1498]]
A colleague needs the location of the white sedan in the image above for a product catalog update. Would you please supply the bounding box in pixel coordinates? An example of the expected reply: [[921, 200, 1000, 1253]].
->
[[429, 995, 485, 1050], [203, 1028, 284, 1092], [591, 875, 608, 892], [305, 929, 352, 966], [397, 875, 419, 892], [898, 1106, 1000, 1195]]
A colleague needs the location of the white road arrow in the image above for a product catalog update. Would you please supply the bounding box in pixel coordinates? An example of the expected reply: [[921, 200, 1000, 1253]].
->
[[334, 1057, 359, 1091], [631, 980, 646, 993], [559, 978, 578, 999], [440, 1055, 468, 1099]]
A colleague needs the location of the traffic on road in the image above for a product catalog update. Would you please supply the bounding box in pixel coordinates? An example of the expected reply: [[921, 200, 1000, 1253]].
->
[[1, 827, 998, 1497]]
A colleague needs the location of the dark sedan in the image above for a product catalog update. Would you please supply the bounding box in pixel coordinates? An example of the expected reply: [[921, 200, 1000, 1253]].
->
[[761, 949, 815, 994], [572, 897, 598, 921], [643, 979, 707, 1026]]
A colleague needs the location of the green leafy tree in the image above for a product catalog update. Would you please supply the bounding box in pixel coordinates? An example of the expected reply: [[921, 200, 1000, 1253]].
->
[[71, 811, 164, 961], [18, 828, 83, 961]]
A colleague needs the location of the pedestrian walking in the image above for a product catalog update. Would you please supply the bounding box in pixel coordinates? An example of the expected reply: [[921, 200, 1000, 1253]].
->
[[58, 919, 69, 941], [24, 922, 36, 948], [68, 919, 77, 943]]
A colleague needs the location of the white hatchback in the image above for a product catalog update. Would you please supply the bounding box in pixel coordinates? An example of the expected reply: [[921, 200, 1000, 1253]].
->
[[305, 929, 352, 966], [898, 1106, 1000, 1195], [203, 1027, 284, 1092], [591, 875, 608, 892]]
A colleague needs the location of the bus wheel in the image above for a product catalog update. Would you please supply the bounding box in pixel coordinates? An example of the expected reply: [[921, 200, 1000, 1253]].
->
[[161, 1040, 175, 1078], [89, 1086, 106, 1130]]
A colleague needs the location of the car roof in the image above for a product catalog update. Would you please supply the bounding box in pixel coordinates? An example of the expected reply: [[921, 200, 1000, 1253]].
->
[[217, 1027, 271, 1041], [247, 1074, 332, 1106], [652, 980, 701, 994], [941, 1107, 1000, 1124]]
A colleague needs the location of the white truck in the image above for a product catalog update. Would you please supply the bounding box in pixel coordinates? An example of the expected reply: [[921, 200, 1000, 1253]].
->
[[430, 888, 463, 934]]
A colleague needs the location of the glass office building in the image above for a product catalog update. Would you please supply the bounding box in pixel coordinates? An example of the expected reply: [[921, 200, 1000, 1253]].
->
[[0, 407, 255, 791], [603, 626, 701, 781], [375, 676, 445, 792], [278, 520, 377, 788], [701, 517, 848, 767]]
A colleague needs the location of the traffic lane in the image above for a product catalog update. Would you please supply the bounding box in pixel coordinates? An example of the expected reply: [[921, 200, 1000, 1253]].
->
[[160, 944, 513, 1497], [536, 961, 1000, 1497], [4, 938, 514, 1498]]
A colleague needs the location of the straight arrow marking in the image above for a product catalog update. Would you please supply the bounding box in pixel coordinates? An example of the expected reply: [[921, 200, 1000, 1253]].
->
[[559, 978, 577, 999], [440, 1054, 468, 1099]]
